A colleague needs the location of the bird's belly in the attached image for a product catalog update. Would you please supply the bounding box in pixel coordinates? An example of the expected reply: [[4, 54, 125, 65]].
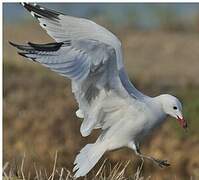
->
[[101, 120, 136, 150], [109, 114, 165, 146], [99, 102, 166, 150]]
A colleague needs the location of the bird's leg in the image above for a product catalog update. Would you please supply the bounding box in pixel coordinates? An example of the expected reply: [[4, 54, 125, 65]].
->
[[128, 142, 170, 168], [134, 145, 170, 168]]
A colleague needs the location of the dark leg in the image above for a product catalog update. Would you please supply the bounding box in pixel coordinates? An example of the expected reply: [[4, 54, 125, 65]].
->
[[128, 142, 170, 168]]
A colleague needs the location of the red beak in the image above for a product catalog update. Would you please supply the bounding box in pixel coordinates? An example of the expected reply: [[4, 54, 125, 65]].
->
[[177, 116, 187, 129]]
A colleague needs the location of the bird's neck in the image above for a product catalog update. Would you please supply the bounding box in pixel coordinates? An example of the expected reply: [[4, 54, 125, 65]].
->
[[119, 67, 147, 99], [153, 95, 168, 117]]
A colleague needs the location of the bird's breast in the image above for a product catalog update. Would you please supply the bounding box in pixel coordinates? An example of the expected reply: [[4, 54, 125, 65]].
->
[[130, 101, 166, 142]]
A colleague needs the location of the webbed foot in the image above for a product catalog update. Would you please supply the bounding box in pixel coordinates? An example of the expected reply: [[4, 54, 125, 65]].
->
[[153, 159, 170, 168]]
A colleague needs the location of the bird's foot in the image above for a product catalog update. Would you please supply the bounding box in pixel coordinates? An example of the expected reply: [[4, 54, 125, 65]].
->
[[153, 158, 170, 168]]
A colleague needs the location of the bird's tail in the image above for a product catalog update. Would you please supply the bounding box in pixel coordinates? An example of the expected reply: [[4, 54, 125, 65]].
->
[[73, 142, 106, 178]]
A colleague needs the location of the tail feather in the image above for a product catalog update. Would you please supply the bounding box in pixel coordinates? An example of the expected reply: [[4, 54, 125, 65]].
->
[[73, 143, 106, 178]]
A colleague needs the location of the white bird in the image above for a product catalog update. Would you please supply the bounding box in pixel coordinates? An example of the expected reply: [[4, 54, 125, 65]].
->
[[10, 3, 188, 178]]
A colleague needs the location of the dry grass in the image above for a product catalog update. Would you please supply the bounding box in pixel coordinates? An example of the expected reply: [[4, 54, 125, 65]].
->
[[3, 152, 144, 180]]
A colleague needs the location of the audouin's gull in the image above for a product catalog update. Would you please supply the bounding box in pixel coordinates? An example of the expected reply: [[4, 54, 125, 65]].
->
[[10, 3, 187, 178]]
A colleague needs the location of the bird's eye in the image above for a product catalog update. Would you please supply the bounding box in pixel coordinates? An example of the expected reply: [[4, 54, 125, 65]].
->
[[173, 106, 177, 110]]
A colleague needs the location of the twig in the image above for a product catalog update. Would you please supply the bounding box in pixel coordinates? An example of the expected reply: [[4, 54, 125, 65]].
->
[[95, 159, 107, 177], [134, 158, 144, 180], [3, 162, 9, 180], [59, 168, 64, 180], [34, 162, 40, 180], [44, 169, 49, 179], [28, 171, 31, 180], [51, 151, 58, 180], [3, 162, 9, 172], [116, 160, 130, 179], [65, 169, 72, 180], [21, 152, 26, 180]]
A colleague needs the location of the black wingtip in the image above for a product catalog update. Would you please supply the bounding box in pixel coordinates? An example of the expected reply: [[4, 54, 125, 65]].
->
[[21, 2, 34, 13], [27, 41, 64, 51], [21, 2, 32, 12], [21, 2, 26, 7], [10, 42, 28, 58], [21, 2, 34, 11], [18, 52, 27, 58], [9, 41, 32, 51], [9, 41, 24, 50], [17, 52, 36, 62], [9, 41, 18, 47], [21, 2, 61, 20]]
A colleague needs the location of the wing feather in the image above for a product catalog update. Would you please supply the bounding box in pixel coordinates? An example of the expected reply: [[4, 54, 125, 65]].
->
[[11, 3, 147, 136], [11, 39, 128, 136]]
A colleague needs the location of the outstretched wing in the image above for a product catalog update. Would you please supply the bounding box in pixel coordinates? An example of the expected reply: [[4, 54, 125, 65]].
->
[[21, 3, 121, 48], [21, 3, 145, 99], [10, 3, 146, 136], [10, 39, 127, 136]]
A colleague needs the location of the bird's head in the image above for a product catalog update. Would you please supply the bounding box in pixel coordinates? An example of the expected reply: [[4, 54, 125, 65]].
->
[[158, 94, 187, 129]]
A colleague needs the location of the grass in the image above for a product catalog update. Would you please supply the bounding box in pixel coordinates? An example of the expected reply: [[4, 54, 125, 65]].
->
[[3, 152, 145, 180]]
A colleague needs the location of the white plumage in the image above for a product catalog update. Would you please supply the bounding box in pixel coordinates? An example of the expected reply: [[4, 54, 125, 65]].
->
[[10, 3, 187, 178]]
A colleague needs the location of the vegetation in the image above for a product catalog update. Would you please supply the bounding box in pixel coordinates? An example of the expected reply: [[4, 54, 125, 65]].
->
[[3, 152, 145, 180]]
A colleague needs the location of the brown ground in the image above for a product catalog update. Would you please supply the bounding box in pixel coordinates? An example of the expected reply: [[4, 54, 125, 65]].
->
[[3, 22, 199, 179]]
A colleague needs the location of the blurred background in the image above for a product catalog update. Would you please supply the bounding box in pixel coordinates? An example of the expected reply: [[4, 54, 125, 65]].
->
[[3, 3, 199, 179]]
